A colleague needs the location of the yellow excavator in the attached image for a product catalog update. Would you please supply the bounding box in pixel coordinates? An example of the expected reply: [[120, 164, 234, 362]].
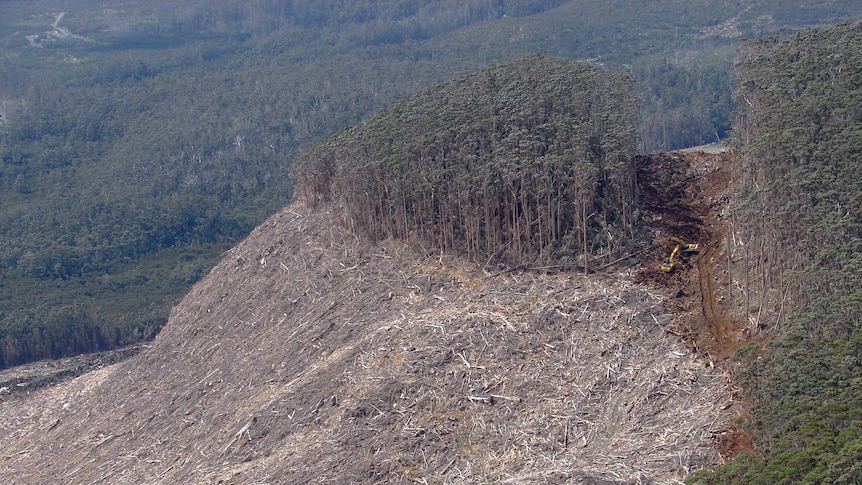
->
[[660, 236, 699, 272]]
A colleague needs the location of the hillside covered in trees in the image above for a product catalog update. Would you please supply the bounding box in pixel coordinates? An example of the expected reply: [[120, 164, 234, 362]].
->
[[693, 21, 862, 483], [294, 55, 637, 269], [2, 0, 862, 368]]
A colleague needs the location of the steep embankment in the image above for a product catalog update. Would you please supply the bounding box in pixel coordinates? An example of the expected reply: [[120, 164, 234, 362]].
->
[[0, 199, 739, 483]]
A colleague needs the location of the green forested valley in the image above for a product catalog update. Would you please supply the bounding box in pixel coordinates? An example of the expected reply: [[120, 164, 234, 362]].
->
[[1, 1, 861, 368]]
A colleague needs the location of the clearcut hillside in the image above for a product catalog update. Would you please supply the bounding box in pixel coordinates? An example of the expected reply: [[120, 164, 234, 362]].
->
[[0, 200, 738, 484], [0, 56, 742, 484]]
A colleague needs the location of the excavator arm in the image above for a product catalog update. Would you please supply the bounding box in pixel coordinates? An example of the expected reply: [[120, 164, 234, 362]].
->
[[660, 245, 680, 272], [669, 236, 699, 252], [660, 236, 699, 272]]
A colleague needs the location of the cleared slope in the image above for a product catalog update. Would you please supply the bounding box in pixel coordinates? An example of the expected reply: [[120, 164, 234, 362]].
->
[[0, 201, 738, 483]]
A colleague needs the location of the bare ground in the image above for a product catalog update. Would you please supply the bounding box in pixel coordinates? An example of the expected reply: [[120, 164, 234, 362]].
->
[[0, 150, 749, 484], [634, 149, 754, 458]]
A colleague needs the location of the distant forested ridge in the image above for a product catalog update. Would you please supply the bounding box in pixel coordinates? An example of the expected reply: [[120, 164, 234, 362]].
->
[[2, 0, 862, 369], [693, 21, 862, 484], [295, 55, 637, 268]]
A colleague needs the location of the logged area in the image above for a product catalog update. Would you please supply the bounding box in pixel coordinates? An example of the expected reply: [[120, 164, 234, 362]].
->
[[0, 146, 759, 483], [635, 148, 755, 459], [1, 59, 751, 484], [0, 194, 743, 483]]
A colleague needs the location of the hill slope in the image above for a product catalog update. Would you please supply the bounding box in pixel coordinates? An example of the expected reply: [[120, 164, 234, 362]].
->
[[0, 200, 738, 483], [5, 17, 862, 485], [0, 56, 745, 483], [693, 20, 862, 483]]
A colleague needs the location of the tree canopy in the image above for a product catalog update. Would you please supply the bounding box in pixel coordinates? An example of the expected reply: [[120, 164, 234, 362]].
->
[[294, 55, 638, 268], [693, 20, 862, 484], [2, 0, 862, 368]]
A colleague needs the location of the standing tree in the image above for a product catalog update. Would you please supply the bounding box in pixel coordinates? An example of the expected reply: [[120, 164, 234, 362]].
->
[[293, 54, 639, 267]]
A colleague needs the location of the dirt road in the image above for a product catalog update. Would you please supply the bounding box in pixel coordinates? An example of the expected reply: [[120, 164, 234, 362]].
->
[[634, 148, 754, 459], [634, 149, 743, 360]]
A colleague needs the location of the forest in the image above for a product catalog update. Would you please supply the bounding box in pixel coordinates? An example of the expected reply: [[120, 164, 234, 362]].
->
[[294, 55, 637, 269], [692, 21, 862, 484], [1, 1, 862, 367]]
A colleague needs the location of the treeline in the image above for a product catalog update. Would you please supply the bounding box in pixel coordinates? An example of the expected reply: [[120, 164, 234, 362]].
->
[[730, 23, 862, 326], [294, 55, 637, 268], [693, 22, 862, 483]]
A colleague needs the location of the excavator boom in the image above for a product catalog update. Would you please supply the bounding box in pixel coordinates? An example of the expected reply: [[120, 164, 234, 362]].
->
[[669, 236, 699, 252], [660, 236, 699, 272]]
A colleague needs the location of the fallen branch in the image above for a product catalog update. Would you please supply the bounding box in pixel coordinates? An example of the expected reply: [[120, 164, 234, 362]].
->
[[598, 245, 657, 271], [221, 419, 254, 455]]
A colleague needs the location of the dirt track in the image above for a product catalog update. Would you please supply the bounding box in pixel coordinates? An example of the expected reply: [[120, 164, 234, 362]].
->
[[634, 149, 746, 360], [634, 148, 754, 457]]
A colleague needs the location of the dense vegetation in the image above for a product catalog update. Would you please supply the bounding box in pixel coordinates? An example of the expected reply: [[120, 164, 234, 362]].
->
[[692, 21, 862, 483], [2, 1, 862, 368], [295, 55, 637, 268]]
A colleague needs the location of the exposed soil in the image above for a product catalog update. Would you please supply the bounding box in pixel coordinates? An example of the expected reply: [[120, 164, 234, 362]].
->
[[634, 148, 755, 459], [635, 150, 739, 360]]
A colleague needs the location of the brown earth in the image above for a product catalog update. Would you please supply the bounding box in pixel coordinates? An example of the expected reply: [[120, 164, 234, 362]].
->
[[634, 149, 755, 459], [635, 150, 741, 360]]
